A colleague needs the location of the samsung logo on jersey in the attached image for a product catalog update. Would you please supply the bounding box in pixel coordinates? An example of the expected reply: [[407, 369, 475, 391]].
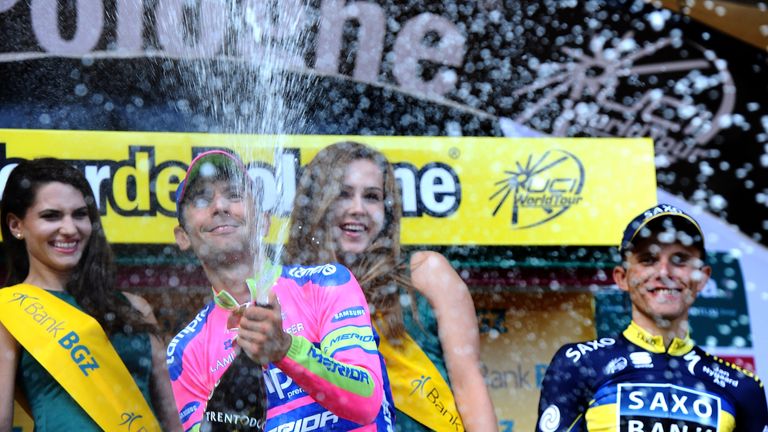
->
[[179, 401, 200, 424], [332, 306, 366, 322], [618, 383, 720, 429], [565, 338, 615, 363]]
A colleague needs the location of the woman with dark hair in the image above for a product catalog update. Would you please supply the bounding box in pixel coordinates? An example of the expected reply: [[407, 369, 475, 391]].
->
[[285, 142, 498, 431], [0, 158, 180, 431]]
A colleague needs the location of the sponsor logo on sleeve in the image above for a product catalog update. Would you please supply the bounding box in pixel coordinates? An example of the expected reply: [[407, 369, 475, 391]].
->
[[701, 364, 739, 388], [323, 325, 377, 355], [683, 350, 700, 375], [179, 401, 201, 424], [166, 303, 214, 381], [604, 357, 628, 375], [307, 346, 372, 385], [538, 405, 561, 432]]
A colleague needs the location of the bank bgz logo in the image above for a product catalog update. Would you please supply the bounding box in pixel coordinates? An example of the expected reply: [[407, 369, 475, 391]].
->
[[490, 149, 584, 229]]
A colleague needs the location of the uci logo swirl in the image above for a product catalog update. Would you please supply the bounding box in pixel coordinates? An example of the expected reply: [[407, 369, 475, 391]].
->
[[490, 149, 585, 229]]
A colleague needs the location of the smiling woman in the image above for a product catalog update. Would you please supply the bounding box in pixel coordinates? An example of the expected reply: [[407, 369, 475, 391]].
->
[[0, 158, 181, 431], [285, 141, 499, 432]]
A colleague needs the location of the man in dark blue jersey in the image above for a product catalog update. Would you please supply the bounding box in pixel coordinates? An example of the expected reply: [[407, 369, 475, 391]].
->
[[537, 204, 768, 432]]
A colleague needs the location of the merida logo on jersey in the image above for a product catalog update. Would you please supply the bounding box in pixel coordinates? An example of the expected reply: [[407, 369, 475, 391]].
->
[[618, 383, 720, 431], [307, 347, 371, 384], [327, 331, 375, 350], [267, 411, 339, 432], [332, 306, 366, 322], [565, 338, 615, 363]]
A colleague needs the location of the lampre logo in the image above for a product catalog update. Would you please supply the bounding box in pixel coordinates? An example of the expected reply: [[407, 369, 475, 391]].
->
[[490, 149, 584, 229]]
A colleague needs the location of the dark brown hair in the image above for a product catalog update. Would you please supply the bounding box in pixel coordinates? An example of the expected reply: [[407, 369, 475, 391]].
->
[[1, 158, 154, 335], [284, 142, 412, 340]]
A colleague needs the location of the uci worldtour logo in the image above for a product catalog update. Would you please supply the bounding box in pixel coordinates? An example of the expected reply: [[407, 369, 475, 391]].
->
[[490, 150, 584, 229]]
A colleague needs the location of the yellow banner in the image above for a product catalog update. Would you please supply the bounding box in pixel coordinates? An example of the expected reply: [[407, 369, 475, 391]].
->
[[0, 129, 656, 245]]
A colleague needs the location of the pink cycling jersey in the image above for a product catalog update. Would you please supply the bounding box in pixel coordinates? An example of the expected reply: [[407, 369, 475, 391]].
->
[[167, 263, 395, 431]]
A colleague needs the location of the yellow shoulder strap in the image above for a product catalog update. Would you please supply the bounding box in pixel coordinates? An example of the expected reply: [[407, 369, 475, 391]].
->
[[0, 284, 161, 432], [375, 323, 465, 431]]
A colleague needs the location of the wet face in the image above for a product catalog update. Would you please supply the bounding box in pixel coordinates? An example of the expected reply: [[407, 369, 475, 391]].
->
[[330, 159, 386, 255], [7, 182, 92, 279], [175, 179, 252, 262], [614, 238, 711, 329]]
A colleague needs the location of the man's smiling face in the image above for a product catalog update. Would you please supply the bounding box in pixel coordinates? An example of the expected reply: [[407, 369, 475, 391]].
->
[[175, 179, 252, 262], [614, 237, 711, 329]]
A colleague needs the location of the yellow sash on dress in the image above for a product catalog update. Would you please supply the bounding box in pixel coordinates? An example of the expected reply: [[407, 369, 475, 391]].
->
[[375, 323, 465, 431], [0, 284, 161, 432]]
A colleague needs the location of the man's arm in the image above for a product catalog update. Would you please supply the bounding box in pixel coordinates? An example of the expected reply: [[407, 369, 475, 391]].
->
[[166, 325, 211, 432], [736, 378, 768, 432], [537, 344, 592, 432], [238, 266, 384, 425]]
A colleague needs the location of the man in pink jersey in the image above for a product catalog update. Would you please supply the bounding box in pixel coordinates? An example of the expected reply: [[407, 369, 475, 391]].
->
[[167, 149, 395, 431]]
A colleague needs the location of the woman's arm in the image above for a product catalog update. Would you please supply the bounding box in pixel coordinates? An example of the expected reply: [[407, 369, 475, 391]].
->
[[410, 251, 499, 432], [123, 292, 182, 431], [0, 321, 20, 431]]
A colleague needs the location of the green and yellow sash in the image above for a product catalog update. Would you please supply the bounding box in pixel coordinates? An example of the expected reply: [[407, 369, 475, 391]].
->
[[0, 284, 161, 432], [376, 324, 465, 431]]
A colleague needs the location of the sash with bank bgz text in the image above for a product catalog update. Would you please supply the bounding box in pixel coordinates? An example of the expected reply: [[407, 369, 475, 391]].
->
[[0, 284, 161, 432], [375, 324, 465, 431]]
